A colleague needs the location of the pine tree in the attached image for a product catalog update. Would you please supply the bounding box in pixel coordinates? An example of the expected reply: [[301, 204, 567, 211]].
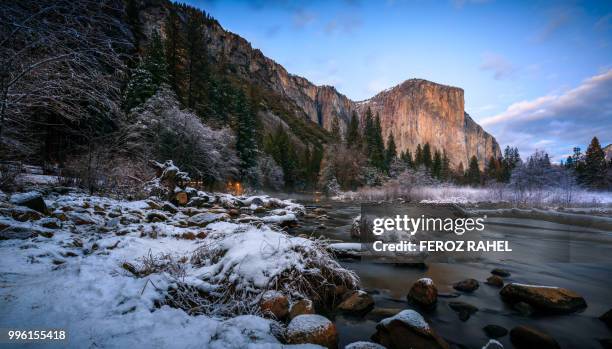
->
[[123, 64, 156, 111], [384, 133, 397, 173], [144, 31, 168, 86], [165, 7, 184, 96], [345, 111, 361, 147], [234, 89, 257, 175], [440, 151, 450, 181], [422, 143, 432, 168], [415, 144, 423, 167], [431, 150, 442, 179], [184, 9, 210, 113], [264, 124, 299, 188], [401, 149, 414, 168], [467, 155, 481, 185], [583, 136, 607, 188], [371, 114, 385, 170], [364, 107, 375, 157]]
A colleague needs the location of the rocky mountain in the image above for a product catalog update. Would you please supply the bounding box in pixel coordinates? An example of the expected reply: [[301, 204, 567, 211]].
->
[[604, 144, 612, 161], [137, 0, 500, 168]]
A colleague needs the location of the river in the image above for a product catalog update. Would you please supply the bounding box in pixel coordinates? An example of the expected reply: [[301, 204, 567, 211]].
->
[[292, 199, 612, 349]]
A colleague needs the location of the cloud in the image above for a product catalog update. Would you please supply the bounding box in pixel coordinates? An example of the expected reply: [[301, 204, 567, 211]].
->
[[480, 52, 516, 80], [324, 14, 363, 35], [481, 69, 612, 161], [293, 9, 316, 28], [533, 8, 572, 43]]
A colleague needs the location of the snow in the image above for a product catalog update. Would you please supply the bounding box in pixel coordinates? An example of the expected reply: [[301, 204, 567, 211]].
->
[[345, 342, 386, 349], [0, 190, 329, 349], [286, 314, 332, 337], [416, 277, 434, 286], [378, 309, 430, 333], [327, 242, 362, 252], [510, 283, 560, 289], [482, 339, 504, 349], [262, 212, 297, 224], [9, 190, 41, 204]]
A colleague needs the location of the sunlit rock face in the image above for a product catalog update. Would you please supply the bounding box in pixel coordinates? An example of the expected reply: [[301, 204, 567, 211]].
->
[[139, 1, 500, 168], [354, 79, 500, 169]]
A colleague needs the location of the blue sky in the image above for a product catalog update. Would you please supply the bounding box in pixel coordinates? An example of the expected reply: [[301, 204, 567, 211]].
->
[[186, 0, 611, 161]]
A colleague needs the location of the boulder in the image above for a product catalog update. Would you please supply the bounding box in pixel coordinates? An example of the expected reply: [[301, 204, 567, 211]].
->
[[513, 301, 533, 316], [491, 268, 511, 277], [146, 211, 168, 223], [337, 290, 374, 314], [345, 342, 386, 349], [4, 207, 43, 221], [146, 200, 161, 209], [600, 309, 612, 329], [10, 191, 47, 213], [448, 301, 478, 321], [66, 212, 97, 225], [407, 278, 438, 308], [486, 275, 504, 288], [187, 197, 208, 208], [500, 283, 587, 314], [483, 325, 508, 338], [290, 299, 315, 319], [371, 309, 449, 349], [453, 278, 479, 292], [259, 290, 289, 320], [187, 212, 227, 227], [509, 325, 560, 349], [286, 314, 337, 349]]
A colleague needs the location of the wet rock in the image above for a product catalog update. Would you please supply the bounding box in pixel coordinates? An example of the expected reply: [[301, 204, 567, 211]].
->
[[228, 208, 240, 217], [161, 202, 178, 214], [345, 341, 386, 349], [509, 325, 560, 349], [286, 314, 337, 349], [187, 212, 227, 227], [448, 301, 478, 321], [491, 268, 511, 277], [486, 275, 504, 288], [407, 278, 438, 308], [259, 290, 289, 320], [483, 325, 508, 338], [482, 339, 504, 349], [371, 309, 449, 349], [146, 200, 161, 209], [600, 309, 612, 329], [513, 301, 534, 316], [500, 283, 587, 314], [290, 299, 315, 319], [10, 191, 47, 213], [251, 197, 264, 206], [453, 278, 479, 292], [337, 290, 374, 315], [312, 207, 327, 215]]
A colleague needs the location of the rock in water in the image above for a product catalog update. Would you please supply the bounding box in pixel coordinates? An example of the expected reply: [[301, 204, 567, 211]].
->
[[10, 191, 47, 214], [448, 301, 478, 321], [601, 309, 612, 329], [407, 278, 438, 308], [286, 314, 337, 349], [259, 290, 289, 320], [453, 278, 479, 292], [187, 212, 227, 227], [500, 283, 587, 314], [337, 290, 374, 315], [486, 275, 504, 288], [509, 325, 560, 349], [513, 301, 533, 316], [491, 268, 511, 277], [371, 309, 449, 349], [289, 299, 315, 319], [483, 325, 508, 338]]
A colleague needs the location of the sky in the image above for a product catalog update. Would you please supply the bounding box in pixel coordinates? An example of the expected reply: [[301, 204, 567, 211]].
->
[[186, 0, 612, 162]]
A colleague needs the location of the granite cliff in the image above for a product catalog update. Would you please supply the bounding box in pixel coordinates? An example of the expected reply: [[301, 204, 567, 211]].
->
[[137, 0, 500, 168]]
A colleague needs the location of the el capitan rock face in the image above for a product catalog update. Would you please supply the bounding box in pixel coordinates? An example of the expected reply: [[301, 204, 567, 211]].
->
[[355, 80, 501, 168], [138, 0, 500, 168]]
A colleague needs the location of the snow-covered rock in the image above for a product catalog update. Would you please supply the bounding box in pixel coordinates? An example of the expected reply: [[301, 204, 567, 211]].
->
[[286, 314, 338, 348]]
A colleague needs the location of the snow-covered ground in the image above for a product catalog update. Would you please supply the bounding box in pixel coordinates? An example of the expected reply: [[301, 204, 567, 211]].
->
[[0, 188, 355, 348]]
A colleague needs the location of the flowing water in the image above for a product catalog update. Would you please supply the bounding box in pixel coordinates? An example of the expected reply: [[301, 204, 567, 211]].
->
[[292, 199, 612, 349]]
